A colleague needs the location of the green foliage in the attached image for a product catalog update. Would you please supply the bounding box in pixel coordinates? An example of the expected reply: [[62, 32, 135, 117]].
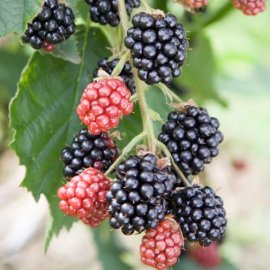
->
[[10, 26, 111, 249], [0, 0, 42, 37], [92, 224, 132, 270]]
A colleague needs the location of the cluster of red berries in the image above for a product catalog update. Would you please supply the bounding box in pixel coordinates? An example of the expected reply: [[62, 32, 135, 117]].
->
[[58, 167, 111, 227], [77, 78, 133, 135], [175, 0, 266, 16], [232, 0, 266, 16]]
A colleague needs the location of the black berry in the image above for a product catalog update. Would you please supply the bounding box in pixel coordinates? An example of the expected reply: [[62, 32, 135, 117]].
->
[[61, 129, 119, 179], [125, 12, 188, 85], [106, 154, 181, 235], [171, 185, 227, 246], [159, 106, 223, 176], [85, 0, 141, 27], [93, 58, 136, 94], [21, 0, 76, 50]]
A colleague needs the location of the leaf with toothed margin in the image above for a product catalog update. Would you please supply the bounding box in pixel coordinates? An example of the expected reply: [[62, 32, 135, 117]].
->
[[10, 25, 111, 251]]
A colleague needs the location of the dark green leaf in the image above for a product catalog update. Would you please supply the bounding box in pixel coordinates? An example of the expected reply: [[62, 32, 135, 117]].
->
[[10, 26, 111, 250], [0, 0, 42, 37]]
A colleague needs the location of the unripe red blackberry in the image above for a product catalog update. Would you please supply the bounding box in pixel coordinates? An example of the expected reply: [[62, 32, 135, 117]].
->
[[171, 185, 227, 246], [61, 129, 119, 179], [77, 78, 133, 135], [58, 167, 111, 227], [188, 242, 221, 268], [94, 58, 136, 95], [176, 0, 208, 10], [159, 106, 223, 176], [21, 0, 76, 50], [232, 0, 266, 16], [106, 154, 181, 235], [140, 219, 184, 270], [85, 0, 141, 27], [125, 12, 188, 85]]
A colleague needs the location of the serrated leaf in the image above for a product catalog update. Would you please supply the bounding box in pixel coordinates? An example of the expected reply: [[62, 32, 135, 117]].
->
[[0, 0, 42, 37], [10, 26, 111, 250]]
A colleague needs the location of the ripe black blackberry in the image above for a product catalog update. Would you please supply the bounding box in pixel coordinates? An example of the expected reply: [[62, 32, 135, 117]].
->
[[125, 12, 188, 85], [85, 0, 141, 27], [94, 58, 136, 95], [61, 129, 119, 179], [171, 185, 227, 246], [159, 106, 223, 176], [106, 154, 181, 235], [21, 0, 76, 50]]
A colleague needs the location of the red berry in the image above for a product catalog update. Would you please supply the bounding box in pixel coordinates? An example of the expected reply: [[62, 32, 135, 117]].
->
[[57, 167, 111, 227], [188, 242, 221, 268], [140, 219, 184, 270], [178, 0, 208, 9], [232, 0, 266, 15], [77, 78, 133, 135], [43, 42, 55, 52], [232, 159, 247, 171]]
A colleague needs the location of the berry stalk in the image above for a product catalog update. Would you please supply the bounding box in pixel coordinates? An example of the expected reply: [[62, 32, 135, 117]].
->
[[135, 74, 157, 154], [105, 131, 146, 176], [156, 140, 191, 187], [118, 0, 130, 33]]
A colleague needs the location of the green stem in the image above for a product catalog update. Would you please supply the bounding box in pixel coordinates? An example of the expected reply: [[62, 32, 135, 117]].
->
[[156, 140, 191, 187], [157, 83, 184, 104], [111, 50, 130, 77], [135, 74, 156, 154], [118, 0, 129, 33], [105, 132, 146, 176], [141, 0, 153, 13]]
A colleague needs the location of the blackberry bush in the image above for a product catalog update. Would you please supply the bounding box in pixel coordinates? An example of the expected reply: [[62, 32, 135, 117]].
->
[[171, 185, 227, 246], [61, 129, 119, 179], [106, 154, 181, 235], [159, 105, 224, 176], [21, 0, 76, 50], [94, 58, 136, 94], [125, 12, 188, 85], [6, 0, 241, 267], [85, 0, 141, 26]]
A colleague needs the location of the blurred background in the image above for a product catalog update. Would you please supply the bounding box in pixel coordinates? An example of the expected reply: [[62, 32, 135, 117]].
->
[[0, 1, 270, 270]]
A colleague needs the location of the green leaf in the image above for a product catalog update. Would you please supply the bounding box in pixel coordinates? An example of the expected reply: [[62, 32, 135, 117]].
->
[[10, 26, 111, 250], [0, 0, 42, 37], [92, 224, 132, 270], [50, 35, 81, 64], [0, 47, 29, 100], [177, 33, 226, 106]]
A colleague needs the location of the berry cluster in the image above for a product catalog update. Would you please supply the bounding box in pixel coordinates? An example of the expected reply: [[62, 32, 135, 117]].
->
[[140, 219, 184, 270], [77, 78, 133, 135], [176, 0, 208, 10], [125, 12, 188, 85], [171, 185, 227, 246], [94, 58, 136, 95], [159, 105, 223, 176], [61, 129, 119, 179], [21, 0, 76, 51], [232, 0, 266, 16], [58, 167, 111, 227], [106, 154, 180, 235], [85, 0, 141, 26]]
